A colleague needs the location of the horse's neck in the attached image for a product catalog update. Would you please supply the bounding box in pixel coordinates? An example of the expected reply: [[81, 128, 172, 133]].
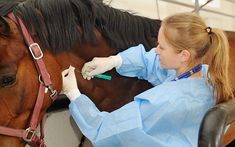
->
[[54, 35, 152, 112], [55, 33, 117, 70]]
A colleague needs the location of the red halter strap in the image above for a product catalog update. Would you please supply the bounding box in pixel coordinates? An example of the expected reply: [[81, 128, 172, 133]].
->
[[0, 12, 58, 147]]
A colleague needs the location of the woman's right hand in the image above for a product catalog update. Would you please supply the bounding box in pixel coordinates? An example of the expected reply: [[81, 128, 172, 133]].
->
[[81, 55, 122, 80]]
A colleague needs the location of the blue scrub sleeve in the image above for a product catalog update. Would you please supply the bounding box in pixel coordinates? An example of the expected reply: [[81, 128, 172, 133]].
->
[[69, 94, 143, 143], [116, 44, 173, 85]]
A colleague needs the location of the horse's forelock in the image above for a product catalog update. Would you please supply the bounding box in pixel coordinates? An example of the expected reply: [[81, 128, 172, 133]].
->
[[0, 0, 97, 53]]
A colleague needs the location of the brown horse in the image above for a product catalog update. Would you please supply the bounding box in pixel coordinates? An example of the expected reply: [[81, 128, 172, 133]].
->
[[0, 0, 158, 146], [0, 0, 234, 146]]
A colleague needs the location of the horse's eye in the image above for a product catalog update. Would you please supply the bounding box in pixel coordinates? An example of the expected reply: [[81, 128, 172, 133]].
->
[[0, 75, 16, 87]]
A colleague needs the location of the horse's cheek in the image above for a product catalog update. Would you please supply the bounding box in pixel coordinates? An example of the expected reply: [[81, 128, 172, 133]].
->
[[0, 98, 12, 125]]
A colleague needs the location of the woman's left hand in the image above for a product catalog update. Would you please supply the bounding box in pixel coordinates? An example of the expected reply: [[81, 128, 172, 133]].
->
[[61, 66, 81, 101]]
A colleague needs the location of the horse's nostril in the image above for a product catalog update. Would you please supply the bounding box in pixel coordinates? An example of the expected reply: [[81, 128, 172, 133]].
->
[[0, 75, 16, 88]]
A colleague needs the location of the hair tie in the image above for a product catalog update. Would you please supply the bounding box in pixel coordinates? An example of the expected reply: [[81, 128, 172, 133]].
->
[[206, 27, 212, 34]]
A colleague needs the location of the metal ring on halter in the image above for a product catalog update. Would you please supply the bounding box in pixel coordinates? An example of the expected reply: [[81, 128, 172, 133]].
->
[[38, 74, 51, 84], [38, 75, 43, 84]]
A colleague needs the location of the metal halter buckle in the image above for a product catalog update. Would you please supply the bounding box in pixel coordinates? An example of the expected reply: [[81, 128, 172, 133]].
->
[[29, 43, 43, 60], [23, 128, 36, 142], [48, 85, 57, 98]]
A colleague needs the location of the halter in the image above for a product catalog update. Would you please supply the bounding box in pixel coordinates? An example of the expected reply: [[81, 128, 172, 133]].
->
[[0, 13, 58, 147]]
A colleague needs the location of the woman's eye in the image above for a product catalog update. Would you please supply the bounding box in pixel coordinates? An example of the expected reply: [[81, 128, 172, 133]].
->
[[0, 75, 16, 87], [159, 45, 164, 50]]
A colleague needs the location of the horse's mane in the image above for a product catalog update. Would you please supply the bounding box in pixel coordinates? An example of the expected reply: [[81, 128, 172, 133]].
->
[[0, 0, 160, 53]]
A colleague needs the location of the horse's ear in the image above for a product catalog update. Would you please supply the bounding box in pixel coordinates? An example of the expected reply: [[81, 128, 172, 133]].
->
[[0, 16, 10, 36]]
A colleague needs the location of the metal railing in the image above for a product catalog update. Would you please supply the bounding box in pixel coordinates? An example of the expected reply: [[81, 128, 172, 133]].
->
[[159, 0, 235, 19]]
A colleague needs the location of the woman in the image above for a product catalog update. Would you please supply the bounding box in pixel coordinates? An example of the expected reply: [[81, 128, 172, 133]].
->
[[61, 12, 233, 147]]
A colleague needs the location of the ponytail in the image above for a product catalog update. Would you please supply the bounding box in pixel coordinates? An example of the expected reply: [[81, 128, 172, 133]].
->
[[207, 29, 234, 103]]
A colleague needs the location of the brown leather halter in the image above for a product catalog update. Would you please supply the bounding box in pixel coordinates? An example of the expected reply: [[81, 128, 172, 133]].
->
[[0, 13, 58, 147]]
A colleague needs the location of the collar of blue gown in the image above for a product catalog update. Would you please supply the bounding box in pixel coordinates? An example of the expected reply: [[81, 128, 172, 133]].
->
[[172, 64, 202, 81]]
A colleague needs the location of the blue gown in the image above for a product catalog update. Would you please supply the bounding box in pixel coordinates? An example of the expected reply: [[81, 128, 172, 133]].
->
[[69, 44, 215, 147]]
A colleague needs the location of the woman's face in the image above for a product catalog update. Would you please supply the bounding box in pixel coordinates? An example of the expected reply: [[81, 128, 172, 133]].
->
[[155, 26, 183, 70]]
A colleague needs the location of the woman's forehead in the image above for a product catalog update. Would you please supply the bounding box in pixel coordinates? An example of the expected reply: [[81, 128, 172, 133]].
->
[[158, 27, 167, 45]]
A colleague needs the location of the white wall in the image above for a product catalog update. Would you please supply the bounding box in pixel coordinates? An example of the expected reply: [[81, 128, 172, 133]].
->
[[104, 0, 235, 31]]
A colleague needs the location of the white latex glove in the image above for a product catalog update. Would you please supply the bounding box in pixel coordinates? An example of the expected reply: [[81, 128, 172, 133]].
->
[[61, 66, 81, 101], [81, 54, 122, 80]]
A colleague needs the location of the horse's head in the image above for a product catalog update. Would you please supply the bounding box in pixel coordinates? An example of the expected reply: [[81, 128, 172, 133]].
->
[[0, 16, 62, 146]]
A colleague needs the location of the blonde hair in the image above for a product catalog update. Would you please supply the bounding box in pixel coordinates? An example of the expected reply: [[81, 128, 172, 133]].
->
[[161, 12, 233, 103]]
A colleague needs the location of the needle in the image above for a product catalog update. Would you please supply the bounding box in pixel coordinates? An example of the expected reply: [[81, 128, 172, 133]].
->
[[75, 69, 112, 80]]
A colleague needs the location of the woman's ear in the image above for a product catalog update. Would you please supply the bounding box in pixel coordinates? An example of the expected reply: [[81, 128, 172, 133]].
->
[[180, 49, 191, 63]]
